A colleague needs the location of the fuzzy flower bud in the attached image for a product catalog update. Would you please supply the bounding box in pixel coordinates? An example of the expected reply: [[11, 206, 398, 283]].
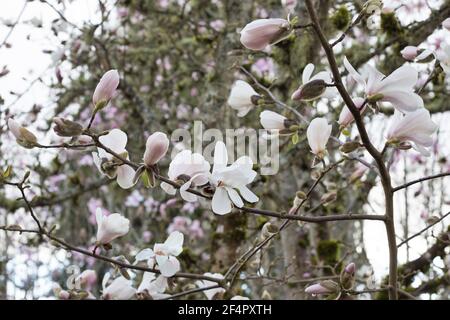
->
[[240, 18, 291, 51], [291, 79, 328, 101], [8, 118, 38, 148], [92, 69, 120, 110], [143, 132, 169, 166], [53, 117, 83, 137]]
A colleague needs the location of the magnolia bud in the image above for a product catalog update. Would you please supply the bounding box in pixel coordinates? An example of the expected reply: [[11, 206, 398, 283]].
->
[[401, 46, 419, 61], [305, 281, 338, 295], [261, 222, 278, 238], [340, 262, 356, 290], [92, 69, 120, 110], [8, 118, 38, 148], [143, 132, 170, 166], [240, 18, 291, 51], [321, 191, 337, 204], [367, 93, 384, 103], [53, 117, 83, 137], [363, 0, 383, 15], [291, 79, 327, 101], [340, 141, 361, 153]]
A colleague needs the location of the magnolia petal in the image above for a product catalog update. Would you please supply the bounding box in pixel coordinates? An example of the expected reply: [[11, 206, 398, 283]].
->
[[164, 231, 184, 256], [99, 128, 128, 154], [116, 165, 136, 189], [343, 57, 365, 87], [180, 180, 198, 202], [159, 256, 181, 277], [134, 248, 155, 264], [381, 90, 423, 112], [302, 63, 315, 84], [212, 187, 232, 215], [161, 182, 177, 195], [225, 187, 244, 208], [238, 185, 259, 203]]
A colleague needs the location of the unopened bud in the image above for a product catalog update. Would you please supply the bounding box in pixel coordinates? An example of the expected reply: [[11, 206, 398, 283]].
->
[[367, 93, 384, 104], [340, 141, 361, 153], [296, 191, 307, 200], [363, 0, 383, 15], [340, 262, 356, 290], [53, 117, 83, 137], [261, 222, 278, 238], [321, 191, 337, 203], [291, 79, 327, 101], [8, 118, 38, 149]]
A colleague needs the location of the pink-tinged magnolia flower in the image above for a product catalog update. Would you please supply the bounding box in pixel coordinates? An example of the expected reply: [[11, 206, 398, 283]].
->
[[400, 46, 434, 61], [443, 18, 450, 31], [209, 141, 259, 215], [291, 63, 336, 101], [307, 118, 332, 159], [338, 97, 367, 128], [344, 57, 423, 113], [134, 231, 184, 277], [92, 129, 136, 189], [137, 272, 169, 299], [436, 45, 450, 75], [196, 273, 226, 300], [102, 274, 136, 300], [240, 18, 291, 51], [160, 150, 211, 200], [96, 208, 130, 245], [143, 132, 169, 166], [227, 80, 260, 117], [387, 109, 438, 156], [93, 69, 120, 107], [305, 283, 333, 295]]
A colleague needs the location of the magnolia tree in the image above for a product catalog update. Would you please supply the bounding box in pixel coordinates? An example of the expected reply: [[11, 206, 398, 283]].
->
[[0, 0, 449, 300]]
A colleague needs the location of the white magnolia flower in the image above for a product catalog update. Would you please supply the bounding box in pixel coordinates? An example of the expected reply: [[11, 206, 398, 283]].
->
[[344, 57, 423, 113], [307, 118, 332, 159], [102, 274, 136, 300], [134, 231, 184, 277], [436, 45, 450, 75], [209, 141, 259, 215], [240, 18, 291, 51], [92, 128, 136, 189], [137, 272, 170, 299], [291, 63, 336, 101], [195, 273, 226, 300], [227, 80, 260, 117], [160, 150, 211, 201], [387, 109, 438, 156], [96, 208, 130, 245]]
